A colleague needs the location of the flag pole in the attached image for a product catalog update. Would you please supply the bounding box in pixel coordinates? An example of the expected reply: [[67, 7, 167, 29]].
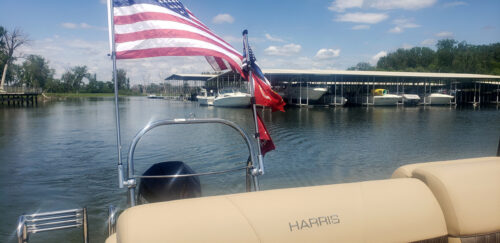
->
[[243, 30, 265, 176], [107, 0, 125, 189]]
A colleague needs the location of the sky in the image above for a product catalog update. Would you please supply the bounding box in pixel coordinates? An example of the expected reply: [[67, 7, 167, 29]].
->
[[0, 0, 499, 84]]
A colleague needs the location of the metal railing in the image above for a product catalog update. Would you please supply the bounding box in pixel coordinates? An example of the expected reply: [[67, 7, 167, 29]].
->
[[17, 208, 88, 243], [0, 86, 42, 94], [120, 118, 261, 207]]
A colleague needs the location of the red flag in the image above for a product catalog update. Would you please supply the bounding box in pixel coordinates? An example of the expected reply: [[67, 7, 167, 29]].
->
[[252, 72, 286, 112], [257, 113, 275, 156]]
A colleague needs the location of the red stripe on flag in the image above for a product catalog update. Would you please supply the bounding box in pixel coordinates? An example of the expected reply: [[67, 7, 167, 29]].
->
[[115, 29, 242, 59], [115, 12, 211, 33], [114, 12, 235, 53], [116, 47, 242, 73], [214, 57, 228, 70]]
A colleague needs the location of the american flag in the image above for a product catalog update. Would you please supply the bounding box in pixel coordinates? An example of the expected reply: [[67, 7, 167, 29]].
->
[[109, 0, 284, 156], [112, 0, 242, 72]]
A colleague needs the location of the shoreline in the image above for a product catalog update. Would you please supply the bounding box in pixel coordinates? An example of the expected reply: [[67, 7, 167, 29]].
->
[[43, 92, 145, 98]]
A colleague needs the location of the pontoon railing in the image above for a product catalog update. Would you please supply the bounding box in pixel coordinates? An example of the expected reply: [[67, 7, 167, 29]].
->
[[121, 118, 261, 206], [17, 208, 88, 243]]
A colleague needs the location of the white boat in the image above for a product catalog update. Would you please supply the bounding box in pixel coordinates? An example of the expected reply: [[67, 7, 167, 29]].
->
[[424, 93, 454, 105], [147, 94, 164, 99], [284, 86, 328, 101], [213, 89, 251, 108], [363, 89, 402, 106], [372, 94, 403, 106], [402, 94, 420, 106], [196, 89, 214, 106]]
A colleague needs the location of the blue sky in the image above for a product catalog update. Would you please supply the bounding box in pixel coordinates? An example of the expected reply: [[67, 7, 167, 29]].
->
[[0, 0, 499, 84]]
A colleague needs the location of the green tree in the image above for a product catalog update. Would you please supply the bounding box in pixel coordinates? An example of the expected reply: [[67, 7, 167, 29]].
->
[[436, 39, 458, 72], [61, 66, 88, 92], [0, 27, 29, 91], [348, 62, 375, 71], [19, 55, 54, 88], [115, 69, 130, 90]]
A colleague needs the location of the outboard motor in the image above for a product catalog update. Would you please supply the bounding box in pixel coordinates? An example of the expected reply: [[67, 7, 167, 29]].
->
[[138, 161, 201, 204]]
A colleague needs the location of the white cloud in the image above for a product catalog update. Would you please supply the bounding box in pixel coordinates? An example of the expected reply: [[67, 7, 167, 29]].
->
[[368, 0, 437, 10], [329, 0, 363, 12], [371, 51, 387, 64], [61, 22, 106, 31], [421, 38, 436, 46], [259, 56, 342, 70], [388, 18, 420, 33], [443, 1, 467, 7], [393, 18, 420, 28], [212, 14, 234, 24], [264, 44, 302, 56], [61, 23, 78, 29], [265, 34, 285, 42], [435, 31, 454, 38], [389, 26, 403, 33], [352, 25, 370, 30], [328, 0, 436, 12], [17, 36, 212, 84], [336, 12, 388, 24], [315, 48, 341, 60]]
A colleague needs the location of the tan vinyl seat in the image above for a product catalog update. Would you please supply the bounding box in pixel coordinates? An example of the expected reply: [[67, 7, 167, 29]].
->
[[112, 178, 447, 243], [391, 156, 499, 179], [105, 233, 117, 243], [393, 157, 500, 242]]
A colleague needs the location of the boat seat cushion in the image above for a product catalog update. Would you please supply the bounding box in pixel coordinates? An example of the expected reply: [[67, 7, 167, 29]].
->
[[115, 178, 447, 243], [391, 157, 498, 178], [411, 159, 500, 240]]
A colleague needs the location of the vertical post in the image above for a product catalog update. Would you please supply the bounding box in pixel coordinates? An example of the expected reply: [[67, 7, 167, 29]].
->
[[108, 0, 126, 193], [83, 207, 89, 243], [243, 30, 264, 179]]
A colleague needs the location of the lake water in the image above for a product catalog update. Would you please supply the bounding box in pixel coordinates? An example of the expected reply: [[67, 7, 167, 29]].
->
[[1, 97, 499, 242]]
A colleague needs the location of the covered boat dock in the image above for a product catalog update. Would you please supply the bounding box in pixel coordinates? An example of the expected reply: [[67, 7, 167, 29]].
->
[[204, 69, 500, 106], [163, 74, 216, 100]]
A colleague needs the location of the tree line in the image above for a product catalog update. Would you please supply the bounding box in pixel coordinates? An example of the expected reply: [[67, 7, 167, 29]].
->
[[1, 26, 130, 93], [348, 39, 500, 75]]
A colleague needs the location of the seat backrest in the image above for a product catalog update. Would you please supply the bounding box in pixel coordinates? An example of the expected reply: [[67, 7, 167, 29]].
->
[[391, 157, 498, 179], [115, 178, 447, 243], [411, 159, 500, 242]]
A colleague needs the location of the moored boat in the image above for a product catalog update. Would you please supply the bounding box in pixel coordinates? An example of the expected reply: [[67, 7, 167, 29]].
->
[[147, 94, 164, 99], [402, 94, 420, 106], [423, 93, 454, 105], [213, 89, 251, 108], [196, 89, 215, 106], [284, 86, 328, 102], [363, 89, 402, 106]]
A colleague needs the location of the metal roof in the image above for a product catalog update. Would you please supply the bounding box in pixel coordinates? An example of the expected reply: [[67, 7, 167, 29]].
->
[[261, 69, 500, 79], [165, 74, 216, 81]]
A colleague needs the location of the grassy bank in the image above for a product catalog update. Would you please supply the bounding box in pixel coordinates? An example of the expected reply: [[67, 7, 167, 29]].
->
[[44, 92, 145, 98]]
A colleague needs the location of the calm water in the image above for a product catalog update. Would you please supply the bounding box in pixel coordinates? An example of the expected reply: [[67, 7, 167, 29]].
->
[[1, 97, 499, 242]]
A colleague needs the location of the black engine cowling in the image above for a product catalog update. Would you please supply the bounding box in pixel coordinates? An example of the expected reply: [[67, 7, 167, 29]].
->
[[138, 161, 201, 204]]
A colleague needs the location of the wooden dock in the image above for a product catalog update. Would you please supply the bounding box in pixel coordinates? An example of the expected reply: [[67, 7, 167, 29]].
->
[[0, 88, 41, 106]]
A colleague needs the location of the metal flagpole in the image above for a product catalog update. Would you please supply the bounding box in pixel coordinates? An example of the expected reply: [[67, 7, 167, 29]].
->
[[107, 0, 126, 190], [242, 30, 265, 179]]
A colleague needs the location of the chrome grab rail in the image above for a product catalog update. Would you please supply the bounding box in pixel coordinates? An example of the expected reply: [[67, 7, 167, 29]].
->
[[122, 118, 261, 206], [17, 208, 88, 243], [108, 205, 117, 236]]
